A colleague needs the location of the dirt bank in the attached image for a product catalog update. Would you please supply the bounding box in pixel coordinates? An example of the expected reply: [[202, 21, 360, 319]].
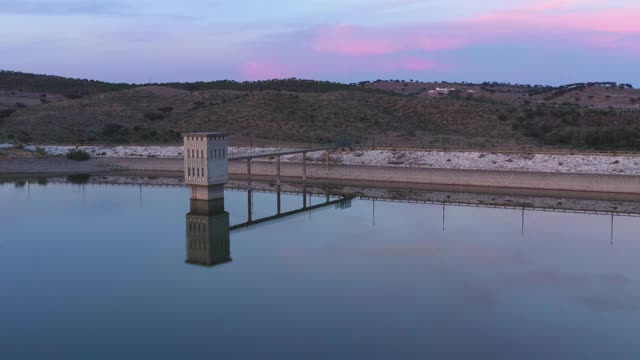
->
[[2, 157, 639, 194]]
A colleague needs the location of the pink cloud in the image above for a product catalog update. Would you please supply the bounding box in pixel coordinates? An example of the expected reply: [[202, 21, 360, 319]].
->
[[312, 25, 463, 56], [242, 61, 288, 80], [414, 38, 467, 52], [474, 8, 640, 34], [311, 1, 640, 59], [401, 58, 439, 71], [380, 57, 443, 71], [312, 25, 400, 56], [522, 0, 599, 12], [241, 61, 302, 81], [237, 0, 638, 81]]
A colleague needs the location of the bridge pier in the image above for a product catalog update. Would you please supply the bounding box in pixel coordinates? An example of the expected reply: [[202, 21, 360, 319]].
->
[[276, 156, 281, 185], [247, 189, 253, 222], [302, 152, 307, 181], [277, 185, 281, 215], [303, 184, 307, 208]]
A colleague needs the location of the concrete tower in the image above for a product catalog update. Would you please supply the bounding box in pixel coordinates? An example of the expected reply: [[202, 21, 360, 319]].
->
[[183, 132, 228, 200]]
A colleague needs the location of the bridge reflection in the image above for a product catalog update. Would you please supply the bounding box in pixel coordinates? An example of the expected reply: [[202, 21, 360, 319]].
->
[[234, 185, 352, 232], [185, 185, 353, 267]]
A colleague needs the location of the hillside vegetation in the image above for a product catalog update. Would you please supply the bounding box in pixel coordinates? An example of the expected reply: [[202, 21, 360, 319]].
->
[[0, 70, 382, 97], [1, 71, 639, 150]]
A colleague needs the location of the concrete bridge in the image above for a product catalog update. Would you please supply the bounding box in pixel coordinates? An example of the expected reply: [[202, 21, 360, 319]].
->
[[182, 131, 343, 201], [230, 146, 339, 184]]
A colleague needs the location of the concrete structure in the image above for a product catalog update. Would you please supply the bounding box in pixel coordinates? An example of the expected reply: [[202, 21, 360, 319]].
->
[[185, 198, 231, 266], [230, 146, 336, 186], [183, 132, 228, 200]]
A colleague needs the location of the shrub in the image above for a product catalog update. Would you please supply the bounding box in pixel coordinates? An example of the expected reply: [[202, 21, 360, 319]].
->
[[66, 150, 90, 161], [544, 128, 575, 145], [139, 129, 159, 140], [523, 121, 544, 139], [35, 147, 47, 155], [102, 123, 125, 135], [582, 128, 640, 150], [0, 109, 16, 118], [16, 131, 32, 143], [447, 90, 462, 99], [143, 112, 165, 121], [101, 123, 129, 142], [64, 93, 83, 99]]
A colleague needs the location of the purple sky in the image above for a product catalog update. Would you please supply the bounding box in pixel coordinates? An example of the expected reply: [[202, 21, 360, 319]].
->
[[1, 0, 639, 85]]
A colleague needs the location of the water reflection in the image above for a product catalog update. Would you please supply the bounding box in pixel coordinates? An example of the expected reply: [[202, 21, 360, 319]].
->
[[186, 185, 353, 267], [3, 178, 640, 359], [67, 174, 91, 184], [185, 199, 231, 267]]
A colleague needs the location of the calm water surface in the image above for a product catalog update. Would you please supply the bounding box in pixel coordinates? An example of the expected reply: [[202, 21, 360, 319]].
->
[[1, 181, 640, 359]]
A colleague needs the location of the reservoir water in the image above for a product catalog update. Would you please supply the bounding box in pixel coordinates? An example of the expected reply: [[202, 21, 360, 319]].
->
[[2, 178, 640, 359]]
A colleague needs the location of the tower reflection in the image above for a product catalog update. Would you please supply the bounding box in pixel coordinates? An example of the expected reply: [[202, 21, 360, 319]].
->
[[185, 198, 231, 267]]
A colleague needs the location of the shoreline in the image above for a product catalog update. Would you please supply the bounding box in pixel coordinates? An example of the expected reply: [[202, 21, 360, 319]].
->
[[1, 156, 640, 195], [4, 174, 640, 215]]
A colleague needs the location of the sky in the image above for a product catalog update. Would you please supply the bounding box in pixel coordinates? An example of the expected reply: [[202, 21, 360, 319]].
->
[[1, 0, 639, 85]]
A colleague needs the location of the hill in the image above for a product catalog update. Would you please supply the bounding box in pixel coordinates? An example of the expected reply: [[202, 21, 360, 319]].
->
[[1, 71, 639, 150], [0, 70, 383, 98], [363, 80, 640, 110]]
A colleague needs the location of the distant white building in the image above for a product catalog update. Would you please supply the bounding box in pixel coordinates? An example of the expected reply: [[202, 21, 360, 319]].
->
[[435, 87, 456, 94]]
